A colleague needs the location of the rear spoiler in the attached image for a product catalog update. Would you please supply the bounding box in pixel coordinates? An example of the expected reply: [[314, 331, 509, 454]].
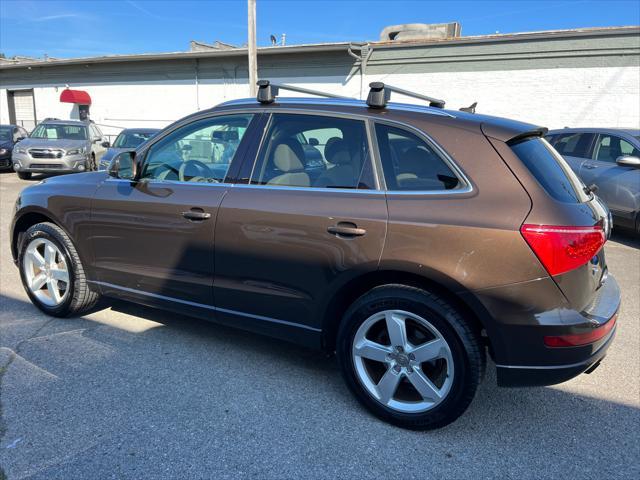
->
[[480, 119, 548, 144]]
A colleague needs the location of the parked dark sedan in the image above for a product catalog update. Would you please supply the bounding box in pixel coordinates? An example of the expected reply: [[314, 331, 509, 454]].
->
[[546, 128, 640, 234], [98, 128, 160, 170], [0, 124, 29, 170]]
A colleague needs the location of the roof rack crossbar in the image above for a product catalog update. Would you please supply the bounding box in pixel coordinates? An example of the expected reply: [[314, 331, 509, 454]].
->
[[366, 82, 446, 109], [256, 79, 351, 104]]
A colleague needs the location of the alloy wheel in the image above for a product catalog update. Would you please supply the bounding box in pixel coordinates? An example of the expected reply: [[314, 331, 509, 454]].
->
[[352, 309, 454, 413], [22, 238, 70, 307]]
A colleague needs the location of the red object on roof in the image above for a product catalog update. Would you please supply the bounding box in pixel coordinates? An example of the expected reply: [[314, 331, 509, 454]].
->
[[60, 89, 92, 105]]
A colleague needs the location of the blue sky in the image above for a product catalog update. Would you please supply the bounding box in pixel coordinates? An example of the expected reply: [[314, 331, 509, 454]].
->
[[1, 0, 639, 58]]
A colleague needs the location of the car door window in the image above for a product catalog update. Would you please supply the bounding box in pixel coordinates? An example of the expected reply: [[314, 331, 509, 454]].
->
[[375, 123, 461, 191], [250, 114, 375, 189], [551, 133, 594, 157], [141, 114, 253, 183], [594, 135, 640, 162]]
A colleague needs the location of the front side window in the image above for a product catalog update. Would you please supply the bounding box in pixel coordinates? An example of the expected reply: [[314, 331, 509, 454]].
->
[[250, 114, 375, 189], [141, 114, 252, 183], [31, 124, 88, 140], [375, 123, 461, 191], [594, 135, 640, 162]]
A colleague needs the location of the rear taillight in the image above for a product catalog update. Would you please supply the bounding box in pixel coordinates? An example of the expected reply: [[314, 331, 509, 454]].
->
[[544, 313, 617, 347], [520, 224, 606, 276]]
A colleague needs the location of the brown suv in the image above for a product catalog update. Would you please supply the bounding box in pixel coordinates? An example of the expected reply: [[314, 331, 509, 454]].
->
[[10, 81, 620, 429]]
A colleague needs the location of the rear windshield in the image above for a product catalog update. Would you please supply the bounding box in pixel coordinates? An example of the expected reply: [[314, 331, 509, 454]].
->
[[511, 137, 589, 203]]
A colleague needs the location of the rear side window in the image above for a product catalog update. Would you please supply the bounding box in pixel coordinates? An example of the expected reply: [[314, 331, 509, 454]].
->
[[511, 137, 589, 203], [375, 123, 460, 191], [550, 133, 594, 158]]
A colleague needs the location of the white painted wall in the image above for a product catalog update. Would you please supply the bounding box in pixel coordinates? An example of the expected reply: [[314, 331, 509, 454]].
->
[[1, 65, 638, 137]]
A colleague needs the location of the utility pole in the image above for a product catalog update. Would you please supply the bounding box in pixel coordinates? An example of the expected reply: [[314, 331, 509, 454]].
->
[[247, 0, 258, 97]]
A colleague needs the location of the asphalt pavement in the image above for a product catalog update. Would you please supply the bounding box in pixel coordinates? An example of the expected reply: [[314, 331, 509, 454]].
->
[[1, 171, 639, 479]]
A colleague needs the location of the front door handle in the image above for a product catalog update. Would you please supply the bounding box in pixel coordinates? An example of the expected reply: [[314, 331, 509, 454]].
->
[[182, 208, 211, 221], [327, 222, 366, 237], [583, 163, 598, 169]]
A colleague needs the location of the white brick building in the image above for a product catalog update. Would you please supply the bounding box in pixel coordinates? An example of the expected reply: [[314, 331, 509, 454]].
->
[[1, 26, 638, 139]]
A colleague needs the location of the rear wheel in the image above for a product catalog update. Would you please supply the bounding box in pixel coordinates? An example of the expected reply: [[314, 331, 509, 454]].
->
[[337, 285, 485, 430], [18, 222, 100, 317], [89, 154, 97, 171], [17, 171, 32, 180]]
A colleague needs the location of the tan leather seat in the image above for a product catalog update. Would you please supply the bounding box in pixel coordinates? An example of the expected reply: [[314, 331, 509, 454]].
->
[[267, 141, 310, 186], [315, 138, 357, 188]]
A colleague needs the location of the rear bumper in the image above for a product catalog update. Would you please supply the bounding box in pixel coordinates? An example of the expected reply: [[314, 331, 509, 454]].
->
[[0, 156, 12, 169], [496, 321, 616, 386], [472, 273, 620, 387]]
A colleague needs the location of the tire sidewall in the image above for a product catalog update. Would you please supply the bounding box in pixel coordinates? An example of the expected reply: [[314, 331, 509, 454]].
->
[[18, 225, 77, 316], [338, 287, 476, 429]]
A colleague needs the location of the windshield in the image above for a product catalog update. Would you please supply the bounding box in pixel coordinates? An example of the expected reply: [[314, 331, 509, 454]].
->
[[113, 131, 156, 148], [31, 124, 88, 140], [0, 127, 12, 142]]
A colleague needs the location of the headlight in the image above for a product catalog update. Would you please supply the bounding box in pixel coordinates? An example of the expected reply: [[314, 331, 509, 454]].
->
[[0, 148, 7, 155], [15, 147, 27, 154], [66, 147, 86, 156]]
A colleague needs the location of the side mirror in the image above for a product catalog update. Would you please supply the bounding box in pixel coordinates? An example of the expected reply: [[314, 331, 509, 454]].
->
[[108, 151, 137, 180], [616, 155, 640, 168], [101, 141, 111, 148]]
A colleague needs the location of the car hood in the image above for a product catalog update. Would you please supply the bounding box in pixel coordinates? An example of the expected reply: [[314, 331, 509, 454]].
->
[[17, 138, 87, 151]]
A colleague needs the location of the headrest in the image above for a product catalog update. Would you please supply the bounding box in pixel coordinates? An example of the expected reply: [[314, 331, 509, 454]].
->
[[399, 147, 431, 174], [325, 137, 351, 165], [273, 141, 305, 172]]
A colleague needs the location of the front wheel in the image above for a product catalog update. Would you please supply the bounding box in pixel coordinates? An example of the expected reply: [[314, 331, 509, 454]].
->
[[337, 285, 485, 430], [18, 222, 100, 317]]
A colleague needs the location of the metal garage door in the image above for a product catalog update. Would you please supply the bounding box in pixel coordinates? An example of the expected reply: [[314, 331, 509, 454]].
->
[[12, 90, 36, 131]]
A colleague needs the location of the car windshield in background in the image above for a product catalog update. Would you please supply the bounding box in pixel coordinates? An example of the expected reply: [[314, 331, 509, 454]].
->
[[31, 124, 88, 140], [511, 137, 590, 203], [0, 127, 12, 142], [113, 131, 156, 148]]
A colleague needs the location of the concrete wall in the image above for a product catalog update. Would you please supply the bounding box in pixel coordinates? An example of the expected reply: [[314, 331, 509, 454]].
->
[[1, 28, 638, 137]]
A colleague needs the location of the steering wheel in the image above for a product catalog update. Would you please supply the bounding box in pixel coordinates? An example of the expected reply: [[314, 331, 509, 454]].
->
[[179, 160, 213, 182]]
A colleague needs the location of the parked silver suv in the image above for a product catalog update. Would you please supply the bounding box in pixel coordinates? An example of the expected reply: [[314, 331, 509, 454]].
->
[[12, 119, 108, 179]]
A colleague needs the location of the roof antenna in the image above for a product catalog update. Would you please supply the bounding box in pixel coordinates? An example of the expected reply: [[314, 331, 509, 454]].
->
[[459, 102, 477, 113]]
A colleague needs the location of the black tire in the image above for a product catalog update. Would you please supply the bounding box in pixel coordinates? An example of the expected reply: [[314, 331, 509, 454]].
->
[[18, 222, 100, 317], [337, 284, 485, 430], [17, 171, 32, 180], [89, 154, 96, 171]]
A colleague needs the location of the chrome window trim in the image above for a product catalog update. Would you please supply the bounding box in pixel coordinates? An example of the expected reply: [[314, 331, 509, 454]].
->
[[231, 183, 387, 195], [128, 106, 473, 196], [88, 280, 322, 332], [372, 118, 475, 196]]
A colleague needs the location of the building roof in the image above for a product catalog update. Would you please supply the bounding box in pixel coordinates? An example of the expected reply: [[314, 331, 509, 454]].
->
[[1, 25, 637, 70]]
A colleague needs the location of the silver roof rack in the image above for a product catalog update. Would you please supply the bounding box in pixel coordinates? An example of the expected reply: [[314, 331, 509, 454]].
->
[[366, 82, 445, 109], [256, 79, 353, 104]]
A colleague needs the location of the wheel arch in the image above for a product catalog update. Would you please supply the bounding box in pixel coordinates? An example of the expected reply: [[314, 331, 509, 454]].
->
[[321, 268, 499, 357], [11, 208, 68, 263]]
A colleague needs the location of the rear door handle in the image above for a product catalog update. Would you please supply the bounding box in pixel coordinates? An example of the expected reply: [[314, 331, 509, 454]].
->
[[327, 222, 366, 237], [182, 208, 211, 221], [584, 164, 598, 169]]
